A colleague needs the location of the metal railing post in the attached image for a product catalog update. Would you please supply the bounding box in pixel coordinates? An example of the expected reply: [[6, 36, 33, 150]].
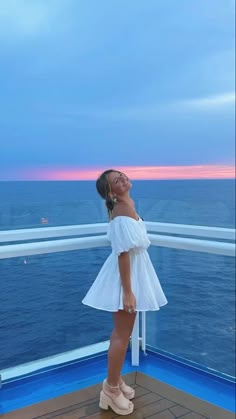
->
[[141, 312, 146, 354], [131, 312, 140, 366]]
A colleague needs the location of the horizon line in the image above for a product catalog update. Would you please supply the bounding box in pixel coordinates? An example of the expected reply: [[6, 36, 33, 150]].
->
[[0, 164, 235, 181]]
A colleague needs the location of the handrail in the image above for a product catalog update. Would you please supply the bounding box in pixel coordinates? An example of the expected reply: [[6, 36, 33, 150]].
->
[[148, 234, 235, 256], [0, 223, 108, 242], [0, 236, 109, 259], [0, 233, 235, 259], [0, 222, 235, 242], [145, 222, 235, 240]]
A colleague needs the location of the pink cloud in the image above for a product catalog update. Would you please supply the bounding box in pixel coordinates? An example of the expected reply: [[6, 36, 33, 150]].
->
[[1, 165, 235, 180]]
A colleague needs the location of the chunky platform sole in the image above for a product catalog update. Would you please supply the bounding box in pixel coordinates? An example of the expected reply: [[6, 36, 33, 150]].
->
[[99, 390, 134, 415]]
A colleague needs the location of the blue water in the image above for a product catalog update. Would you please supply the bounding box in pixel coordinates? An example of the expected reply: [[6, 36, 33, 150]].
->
[[0, 180, 235, 376]]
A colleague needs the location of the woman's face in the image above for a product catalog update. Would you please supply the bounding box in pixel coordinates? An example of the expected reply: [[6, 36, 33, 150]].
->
[[108, 171, 132, 196]]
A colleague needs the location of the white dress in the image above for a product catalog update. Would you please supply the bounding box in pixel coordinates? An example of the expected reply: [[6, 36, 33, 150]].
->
[[82, 216, 168, 312]]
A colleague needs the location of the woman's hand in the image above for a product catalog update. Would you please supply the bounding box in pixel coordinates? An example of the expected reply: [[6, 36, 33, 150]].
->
[[123, 291, 136, 313]]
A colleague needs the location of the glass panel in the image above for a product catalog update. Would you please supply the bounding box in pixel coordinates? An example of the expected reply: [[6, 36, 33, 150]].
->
[[0, 179, 235, 230], [135, 179, 235, 227], [0, 181, 107, 230], [146, 246, 235, 377], [0, 178, 234, 376], [0, 248, 112, 370]]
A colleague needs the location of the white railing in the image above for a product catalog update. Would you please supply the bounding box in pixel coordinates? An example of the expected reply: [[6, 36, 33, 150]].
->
[[0, 223, 108, 242], [0, 222, 234, 242], [0, 222, 235, 259], [0, 222, 235, 370]]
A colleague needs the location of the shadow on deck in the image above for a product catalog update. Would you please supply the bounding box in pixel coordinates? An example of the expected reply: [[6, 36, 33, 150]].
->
[[2, 372, 234, 419]]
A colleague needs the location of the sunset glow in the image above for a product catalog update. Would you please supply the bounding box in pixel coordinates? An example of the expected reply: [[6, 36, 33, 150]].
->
[[1, 165, 235, 181]]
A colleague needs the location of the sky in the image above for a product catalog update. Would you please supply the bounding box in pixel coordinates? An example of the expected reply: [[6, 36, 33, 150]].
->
[[0, 0, 235, 180]]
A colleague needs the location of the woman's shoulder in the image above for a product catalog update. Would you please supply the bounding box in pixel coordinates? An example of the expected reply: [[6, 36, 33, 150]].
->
[[110, 203, 138, 222]]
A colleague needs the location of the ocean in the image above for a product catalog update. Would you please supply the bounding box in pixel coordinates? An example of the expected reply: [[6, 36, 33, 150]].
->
[[0, 180, 235, 377]]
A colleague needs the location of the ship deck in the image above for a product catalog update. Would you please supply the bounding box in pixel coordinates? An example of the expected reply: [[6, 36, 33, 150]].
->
[[3, 371, 234, 419]]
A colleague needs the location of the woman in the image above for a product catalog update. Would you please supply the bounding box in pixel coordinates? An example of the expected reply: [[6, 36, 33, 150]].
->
[[82, 169, 167, 415]]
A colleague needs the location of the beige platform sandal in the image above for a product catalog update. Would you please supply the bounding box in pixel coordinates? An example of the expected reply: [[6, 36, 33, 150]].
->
[[99, 380, 134, 415], [119, 379, 135, 400]]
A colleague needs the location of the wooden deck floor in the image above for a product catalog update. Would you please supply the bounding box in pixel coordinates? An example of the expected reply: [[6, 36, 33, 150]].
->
[[2, 372, 234, 419]]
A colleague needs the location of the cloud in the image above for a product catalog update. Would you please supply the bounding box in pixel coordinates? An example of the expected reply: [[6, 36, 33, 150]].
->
[[53, 92, 235, 122], [174, 92, 235, 110], [0, 0, 65, 40], [1, 164, 235, 181]]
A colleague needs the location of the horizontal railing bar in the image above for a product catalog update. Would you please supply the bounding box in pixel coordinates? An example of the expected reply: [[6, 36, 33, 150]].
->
[[1, 341, 110, 382], [0, 234, 235, 259], [0, 236, 109, 259], [148, 234, 235, 257], [0, 223, 108, 242], [0, 222, 235, 242], [145, 222, 235, 240]]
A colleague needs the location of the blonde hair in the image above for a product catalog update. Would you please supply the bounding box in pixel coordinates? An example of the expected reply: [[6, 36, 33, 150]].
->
[[96, 169, 117, 217]]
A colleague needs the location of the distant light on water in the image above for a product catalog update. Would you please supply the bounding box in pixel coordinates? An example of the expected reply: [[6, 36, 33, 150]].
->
[[41, 217, 49, 224]]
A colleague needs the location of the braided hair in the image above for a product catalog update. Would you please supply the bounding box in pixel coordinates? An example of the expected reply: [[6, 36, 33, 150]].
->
[[96, 169, 117, 217]]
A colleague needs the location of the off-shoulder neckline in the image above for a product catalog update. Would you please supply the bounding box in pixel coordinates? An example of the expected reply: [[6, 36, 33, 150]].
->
[[109, 215, 141, 223]]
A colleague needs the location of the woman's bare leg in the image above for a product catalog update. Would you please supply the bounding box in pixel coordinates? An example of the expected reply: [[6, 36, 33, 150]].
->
[[100, 310, 136, 413], [107, 310, 136, 387]]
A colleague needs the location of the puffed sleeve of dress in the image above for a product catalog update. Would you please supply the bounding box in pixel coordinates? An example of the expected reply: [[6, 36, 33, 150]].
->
[[107, 216, 151, 256]]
